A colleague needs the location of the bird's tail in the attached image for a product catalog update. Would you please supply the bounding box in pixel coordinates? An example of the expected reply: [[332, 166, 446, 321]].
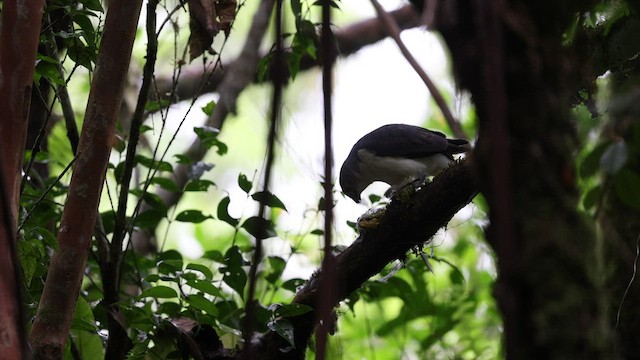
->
[[447, 138, 473, 153]]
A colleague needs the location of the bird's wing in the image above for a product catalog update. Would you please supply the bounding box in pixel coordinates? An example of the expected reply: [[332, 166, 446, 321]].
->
[[356, 124, 452, 159]]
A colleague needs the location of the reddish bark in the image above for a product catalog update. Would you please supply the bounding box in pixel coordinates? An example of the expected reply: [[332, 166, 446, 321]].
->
[[0, 1, 46, 358], [28, 0, 144, 358]]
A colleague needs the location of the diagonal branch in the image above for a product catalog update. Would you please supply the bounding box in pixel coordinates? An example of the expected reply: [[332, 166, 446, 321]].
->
[[151, 5, 421, 106], [253, 159, 478, 359], [370, 0, 467, 140]]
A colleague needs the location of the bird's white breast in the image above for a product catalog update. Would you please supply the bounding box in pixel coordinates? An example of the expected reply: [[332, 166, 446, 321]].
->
[[357, 149, 452, 188]]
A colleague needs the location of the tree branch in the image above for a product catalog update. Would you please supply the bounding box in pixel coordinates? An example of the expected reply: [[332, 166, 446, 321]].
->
[[253, 159, 478, 359], [151, 5, 421, 106], [370, 0, 467, 139]]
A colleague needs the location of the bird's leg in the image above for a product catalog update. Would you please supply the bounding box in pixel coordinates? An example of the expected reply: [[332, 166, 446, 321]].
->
[[386, 175, 430, 201]]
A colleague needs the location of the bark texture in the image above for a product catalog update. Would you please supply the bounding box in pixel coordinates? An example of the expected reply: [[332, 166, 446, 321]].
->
[[0, 1, 46, 358], [426, 0, 607, 358], [28, 0, 144, 358]]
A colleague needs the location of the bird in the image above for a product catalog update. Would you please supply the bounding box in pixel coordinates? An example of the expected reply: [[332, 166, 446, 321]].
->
[[339, 124, 471, 203]]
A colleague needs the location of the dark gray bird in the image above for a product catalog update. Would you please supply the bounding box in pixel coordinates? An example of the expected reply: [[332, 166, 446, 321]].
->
[[339, 124, 471, 203]]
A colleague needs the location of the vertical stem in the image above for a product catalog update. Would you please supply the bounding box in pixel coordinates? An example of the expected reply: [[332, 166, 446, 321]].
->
[[243, 0, 283, 356], [315, 0, 335, 358]]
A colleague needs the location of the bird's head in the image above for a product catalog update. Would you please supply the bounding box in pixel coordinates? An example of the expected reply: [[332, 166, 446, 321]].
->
[[339, 157, 363, 203]]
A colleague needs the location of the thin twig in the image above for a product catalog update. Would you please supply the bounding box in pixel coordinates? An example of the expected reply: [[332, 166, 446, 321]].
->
[[17, 156, 77, 232], [315, 0, 336, 358], [615, 233, 640, 329], [369, 0, 467, 139], [243, 0, 283, 355]]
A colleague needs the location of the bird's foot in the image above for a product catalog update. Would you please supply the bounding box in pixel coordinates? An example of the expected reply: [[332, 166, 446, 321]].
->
[[387, 176, 430, 202]]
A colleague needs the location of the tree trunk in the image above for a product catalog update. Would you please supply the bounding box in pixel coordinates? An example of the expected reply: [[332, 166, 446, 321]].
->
[[29, 0, 144, 358], [430, 0, 607, 358], [0, 1, 46, 358]]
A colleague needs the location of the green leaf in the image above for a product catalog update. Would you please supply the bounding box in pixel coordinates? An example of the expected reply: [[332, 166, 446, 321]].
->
[[203, 250, 224, 263], [174, 154, 192, 164], [241, 216, 276, 240], [186, 263, 213, 280], [37, 227, 58, 251], [70, 297, 104, 359], [135, 209, 166, 229], [201, 100, 216, 116], [100, 210, 116, 235], [159, 249, 183, 261], [157, 251, 183, 275], [186, 279, 224, 297], [175, 210, 213, 223], [238, 173, 253, 193], [194, 126, 228, 155], [158, 259, 183, 275], [66, 40, 95, 70], [17, 241, 37, 286], [71, 298, 99, 333], [80, 0, 104, 12], [184, 179, 216, 192], [614, 168, 640, 210], [134, 191, 167, 211], [145, 274, 160, 283], [35, 61, 64, 85], [140, 125, 153, 133], [135, 154, 173, 172], [73, 13, 97, 45], [282, 278, 305, 293], [582, 185, 602, 211], [145, 99, 170, 112], [150, 177, 180, 192], [186, 293, 218, 315], [251, 191, 287, 211], [139, 285, 178, 299], [222, 246, 247, 299], [368, 194, 382, 203], [158, 302, 181, 317], [272, 303, 312, 318], [267, 318, 295, 347], [449, 268, 466, 285], [265, 256, 286, 284], [291, 0, 302, 15], [217, 196, 239, 227], [579, 142, 608, 179]]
